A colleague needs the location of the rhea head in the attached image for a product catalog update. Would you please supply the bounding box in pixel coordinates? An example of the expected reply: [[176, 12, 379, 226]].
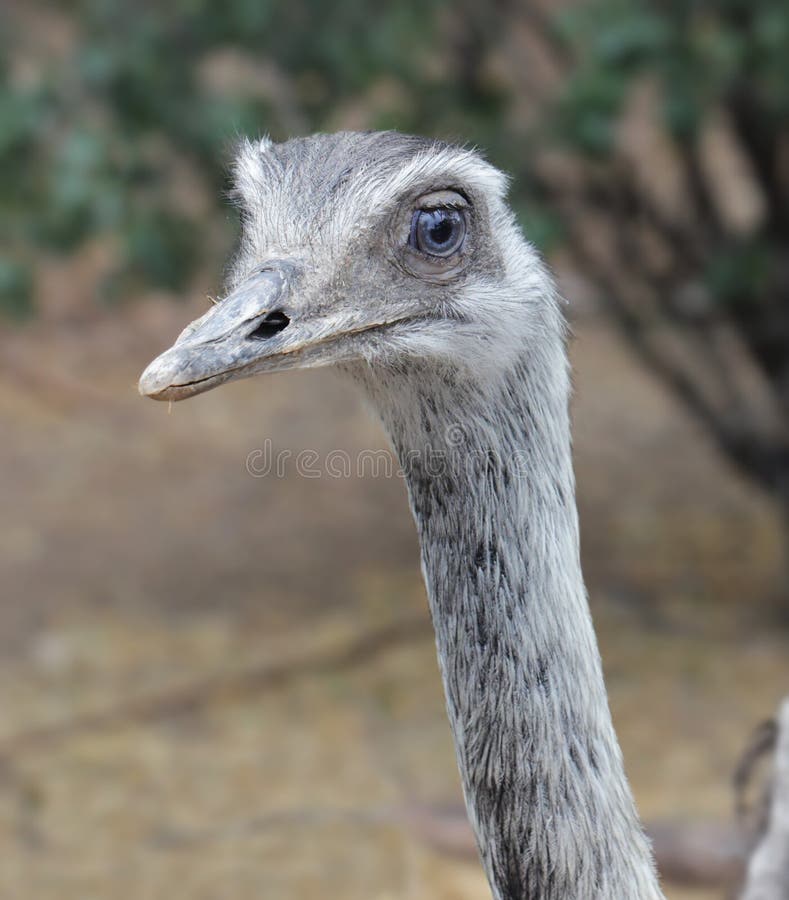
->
[[138, 131, 557, 403]]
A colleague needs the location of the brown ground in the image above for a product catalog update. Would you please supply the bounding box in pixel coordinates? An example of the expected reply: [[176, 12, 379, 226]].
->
[[0, 291, 786, 899]]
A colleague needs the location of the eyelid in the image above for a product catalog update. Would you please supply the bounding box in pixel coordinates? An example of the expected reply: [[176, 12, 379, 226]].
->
[[416, 190, 469, 210]]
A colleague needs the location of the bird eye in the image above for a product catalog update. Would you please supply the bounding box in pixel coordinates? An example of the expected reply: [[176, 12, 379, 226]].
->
[[409, 208, 466, 257]]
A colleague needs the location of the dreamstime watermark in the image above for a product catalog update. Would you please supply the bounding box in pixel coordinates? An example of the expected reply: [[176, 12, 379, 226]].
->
[[245, 424, 531, 480], [246, 441, 400, 479]]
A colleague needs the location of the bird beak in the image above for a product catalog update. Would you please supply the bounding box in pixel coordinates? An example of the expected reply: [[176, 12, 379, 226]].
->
[[139, 256, 423, 402], [139, 260, 309, 401]]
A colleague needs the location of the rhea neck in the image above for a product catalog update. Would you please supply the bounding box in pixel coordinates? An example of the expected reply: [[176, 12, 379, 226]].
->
[[354, 333, 663, 899]]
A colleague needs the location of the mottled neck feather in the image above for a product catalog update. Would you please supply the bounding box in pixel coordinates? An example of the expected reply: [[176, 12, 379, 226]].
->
[[353, 337, 664, 899]]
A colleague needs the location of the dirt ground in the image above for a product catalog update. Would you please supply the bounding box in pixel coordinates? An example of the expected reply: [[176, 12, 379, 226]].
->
[[0, 292, 787, 899]]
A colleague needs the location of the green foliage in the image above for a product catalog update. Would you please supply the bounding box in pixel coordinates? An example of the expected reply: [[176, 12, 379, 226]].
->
[[551, 1, 789, 496], [555, 69, 627, 156], [2, 0, 458, 309], [3, 0, 788, 313], [0, 259, 33, 320], [556, 0, 789, 144], [551, 0, 788, 349], [706, 241, 772, 306]]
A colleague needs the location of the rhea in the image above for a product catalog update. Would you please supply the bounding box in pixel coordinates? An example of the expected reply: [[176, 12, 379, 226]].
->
[[139, 132, 664, 899]]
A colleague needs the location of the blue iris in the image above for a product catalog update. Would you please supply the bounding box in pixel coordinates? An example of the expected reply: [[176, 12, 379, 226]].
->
[[410, 208, 466, 257]]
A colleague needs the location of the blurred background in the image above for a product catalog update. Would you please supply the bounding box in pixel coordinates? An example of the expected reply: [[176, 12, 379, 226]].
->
[[2, 1, 788, 897]]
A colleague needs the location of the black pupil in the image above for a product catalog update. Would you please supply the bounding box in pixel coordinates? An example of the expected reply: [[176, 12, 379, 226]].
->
[[429, 215, 453, 245]]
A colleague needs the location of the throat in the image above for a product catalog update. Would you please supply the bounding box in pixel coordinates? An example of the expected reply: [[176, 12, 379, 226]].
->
[[357, 356, 663, 900]]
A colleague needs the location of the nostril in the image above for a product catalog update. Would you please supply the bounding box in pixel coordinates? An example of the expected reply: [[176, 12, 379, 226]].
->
[[248, 310, 290, 340]]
